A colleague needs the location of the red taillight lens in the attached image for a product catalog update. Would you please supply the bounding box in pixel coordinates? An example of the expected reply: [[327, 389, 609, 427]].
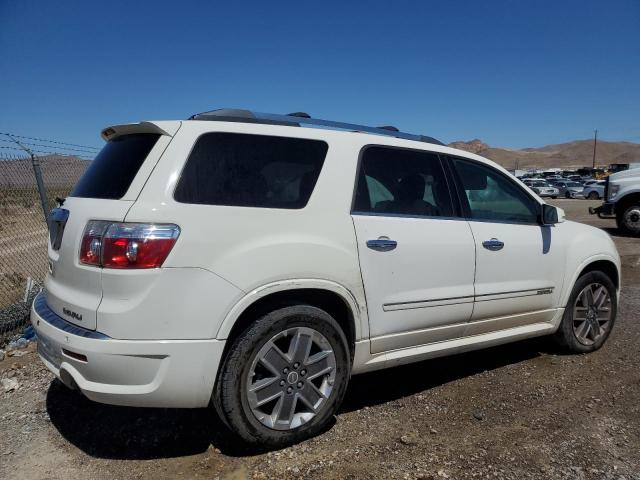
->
[[79, 222, 180, 269], [79, 221, 110, 266]]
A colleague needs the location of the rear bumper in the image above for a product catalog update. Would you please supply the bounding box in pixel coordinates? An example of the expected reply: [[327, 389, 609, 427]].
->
[[588, 201, 616, 218], [31, 293, 225, 408]]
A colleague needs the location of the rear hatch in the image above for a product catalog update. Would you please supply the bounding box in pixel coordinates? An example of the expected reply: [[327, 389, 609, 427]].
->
[[44, 122, 179, 330]]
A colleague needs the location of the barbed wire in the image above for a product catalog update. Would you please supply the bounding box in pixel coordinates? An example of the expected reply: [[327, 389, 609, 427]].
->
[[0, 138, 98, 155], [0, 131, 100, 151], [0, 145, 94, 160]]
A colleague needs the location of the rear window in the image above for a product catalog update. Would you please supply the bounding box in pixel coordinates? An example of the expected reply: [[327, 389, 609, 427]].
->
[[174, 133, 328, 209], [71, 133, 160, 199]]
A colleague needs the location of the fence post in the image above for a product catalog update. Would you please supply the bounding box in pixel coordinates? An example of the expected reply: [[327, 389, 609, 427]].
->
[[30, 154, 51, 229], [3, 134, 51, 229]]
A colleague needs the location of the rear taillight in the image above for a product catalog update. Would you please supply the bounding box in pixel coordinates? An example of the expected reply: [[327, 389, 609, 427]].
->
[[79, 221, 110, 266], [79, 222, 180, 269]]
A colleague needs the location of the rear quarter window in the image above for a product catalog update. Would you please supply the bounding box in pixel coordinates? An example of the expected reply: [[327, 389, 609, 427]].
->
[[174, 133, 328, 209], [71, 133, 160, 199]]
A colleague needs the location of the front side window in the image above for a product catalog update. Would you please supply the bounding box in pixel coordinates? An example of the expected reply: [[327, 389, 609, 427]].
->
[[451, 158, 539, 224], [174, 133, 328, 208], [352, 146, 454, 217]]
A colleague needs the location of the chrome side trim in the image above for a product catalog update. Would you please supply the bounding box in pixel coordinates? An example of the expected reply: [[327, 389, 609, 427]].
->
[[475, 287, 554, 303], [382, 287, 554, 312], [383, 294, 474, 312], [33, 294, 110, 340]]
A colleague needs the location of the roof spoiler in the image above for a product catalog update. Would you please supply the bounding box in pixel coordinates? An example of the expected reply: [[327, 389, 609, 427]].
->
[[101, 121, 176, 141]]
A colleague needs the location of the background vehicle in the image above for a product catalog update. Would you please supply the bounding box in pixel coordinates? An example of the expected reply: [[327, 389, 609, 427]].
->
[[590, 168, 640, 235], [31, 109, 621, 447], [522, 179, 559, 198], [582, 180, 606, 199], [550, 180, 584, 198]]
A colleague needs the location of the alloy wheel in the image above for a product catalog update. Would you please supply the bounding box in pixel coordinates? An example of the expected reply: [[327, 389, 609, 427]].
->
[[572, 283, 612, 345], [246, 327, 337, 430]]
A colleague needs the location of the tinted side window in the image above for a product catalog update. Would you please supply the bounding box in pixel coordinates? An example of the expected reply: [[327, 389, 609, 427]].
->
[[451, 158, 539, 224], [353, 146, 453, 217], [71, 134, 160, 199], [174, 133, 328, 209]]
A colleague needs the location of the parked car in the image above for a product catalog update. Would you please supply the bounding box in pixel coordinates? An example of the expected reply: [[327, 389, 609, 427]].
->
[[582, 180, 606, 199], [590, 168, 640, 235], [32, 109, 621, 447], [522, 179, 559, 198], [544, 174, 563, 182], [550, 180, 585, 198]]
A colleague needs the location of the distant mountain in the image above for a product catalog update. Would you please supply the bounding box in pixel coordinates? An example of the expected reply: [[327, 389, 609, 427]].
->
[[448, 139, 640, 170]]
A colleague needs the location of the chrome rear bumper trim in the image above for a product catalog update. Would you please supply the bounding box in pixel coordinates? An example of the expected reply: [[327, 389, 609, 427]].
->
[[33, 293, 110, 340]]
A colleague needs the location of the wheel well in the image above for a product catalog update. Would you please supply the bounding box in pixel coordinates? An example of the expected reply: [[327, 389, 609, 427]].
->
[[223, 288, 356, 360], [617, 193, 640, 213], [578, 260, 619, 291]]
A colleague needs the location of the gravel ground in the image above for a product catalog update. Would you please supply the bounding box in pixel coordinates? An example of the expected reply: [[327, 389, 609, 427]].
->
[[0, 199, 639, 480]]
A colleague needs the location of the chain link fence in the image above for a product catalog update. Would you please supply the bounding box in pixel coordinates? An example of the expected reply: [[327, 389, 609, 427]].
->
[[0, 148, 92, 346]]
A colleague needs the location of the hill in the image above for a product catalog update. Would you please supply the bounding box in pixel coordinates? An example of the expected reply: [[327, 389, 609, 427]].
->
[[448, 139, 640, 170]]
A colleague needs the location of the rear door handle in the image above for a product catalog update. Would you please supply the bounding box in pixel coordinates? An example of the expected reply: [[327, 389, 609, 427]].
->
[[482, 238, 504, 251], [366, 238, 397, 251]]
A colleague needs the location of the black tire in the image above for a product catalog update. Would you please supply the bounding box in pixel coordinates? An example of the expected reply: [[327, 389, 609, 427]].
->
[[617, 203, 640, 236], [553, 271, 617, 353], [214, 305, 351, 448], [551, 196, 557, 199], [565, 191, 572, 199]]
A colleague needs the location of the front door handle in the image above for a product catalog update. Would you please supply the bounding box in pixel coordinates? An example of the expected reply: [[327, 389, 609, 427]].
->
[[482, 238, 504, 251], [367, 238, 397, 251]]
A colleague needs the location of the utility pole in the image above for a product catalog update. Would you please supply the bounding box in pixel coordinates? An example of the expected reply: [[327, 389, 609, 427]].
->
[[592, 129, 598, 169]]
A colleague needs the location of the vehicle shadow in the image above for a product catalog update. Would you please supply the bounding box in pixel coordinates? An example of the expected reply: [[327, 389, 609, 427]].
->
[[601, 227, 637, 239], [340, 337, 546, 413], [46, 337, 550, 459]]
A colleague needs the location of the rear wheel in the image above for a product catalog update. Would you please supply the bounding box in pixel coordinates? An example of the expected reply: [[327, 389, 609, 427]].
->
[[587, 191, 599, 200], [553, 271, 617, 353], [565, 191, 572, 199], [214, 305, 350, 447]]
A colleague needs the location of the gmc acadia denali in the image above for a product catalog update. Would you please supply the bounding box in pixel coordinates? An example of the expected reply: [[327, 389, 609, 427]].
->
[[32, 109, 620, 447]]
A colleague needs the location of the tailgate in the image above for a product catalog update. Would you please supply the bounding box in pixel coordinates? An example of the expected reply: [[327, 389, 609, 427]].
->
[[45, 198, 133, 330]]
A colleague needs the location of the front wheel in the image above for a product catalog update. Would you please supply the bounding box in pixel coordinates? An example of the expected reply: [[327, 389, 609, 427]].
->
[[587, 191, 600, 200], [565, 191, 572, 199], [553, 271, 617, 353], [214, 305, 350, 447], [617, 203, 640, 236]]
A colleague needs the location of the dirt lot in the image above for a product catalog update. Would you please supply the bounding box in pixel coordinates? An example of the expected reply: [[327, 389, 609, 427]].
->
[[1, 199, 639, 480]]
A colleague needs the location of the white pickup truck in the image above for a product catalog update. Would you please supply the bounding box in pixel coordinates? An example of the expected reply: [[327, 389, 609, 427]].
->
[[590, 167, 640, 235]]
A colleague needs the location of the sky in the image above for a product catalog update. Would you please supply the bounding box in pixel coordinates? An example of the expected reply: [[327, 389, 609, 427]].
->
[[0, 0, 638, 152]]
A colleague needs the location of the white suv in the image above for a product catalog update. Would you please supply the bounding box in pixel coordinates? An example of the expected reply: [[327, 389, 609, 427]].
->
[[32, 109, 621, 447]]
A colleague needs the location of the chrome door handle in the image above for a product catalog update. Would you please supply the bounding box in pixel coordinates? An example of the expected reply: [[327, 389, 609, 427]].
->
[[482, 238, 504, 251], [366, 238, 397, 251]]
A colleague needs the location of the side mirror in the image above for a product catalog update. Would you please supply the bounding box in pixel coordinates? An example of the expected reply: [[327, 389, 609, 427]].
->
[[541, 204, 564, 225]]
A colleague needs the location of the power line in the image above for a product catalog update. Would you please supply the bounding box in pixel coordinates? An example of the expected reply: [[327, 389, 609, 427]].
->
[[0, 131, 100, 151]]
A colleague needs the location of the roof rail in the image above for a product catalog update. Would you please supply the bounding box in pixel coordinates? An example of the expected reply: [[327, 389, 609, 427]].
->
[[188, 109, 444, 146]]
